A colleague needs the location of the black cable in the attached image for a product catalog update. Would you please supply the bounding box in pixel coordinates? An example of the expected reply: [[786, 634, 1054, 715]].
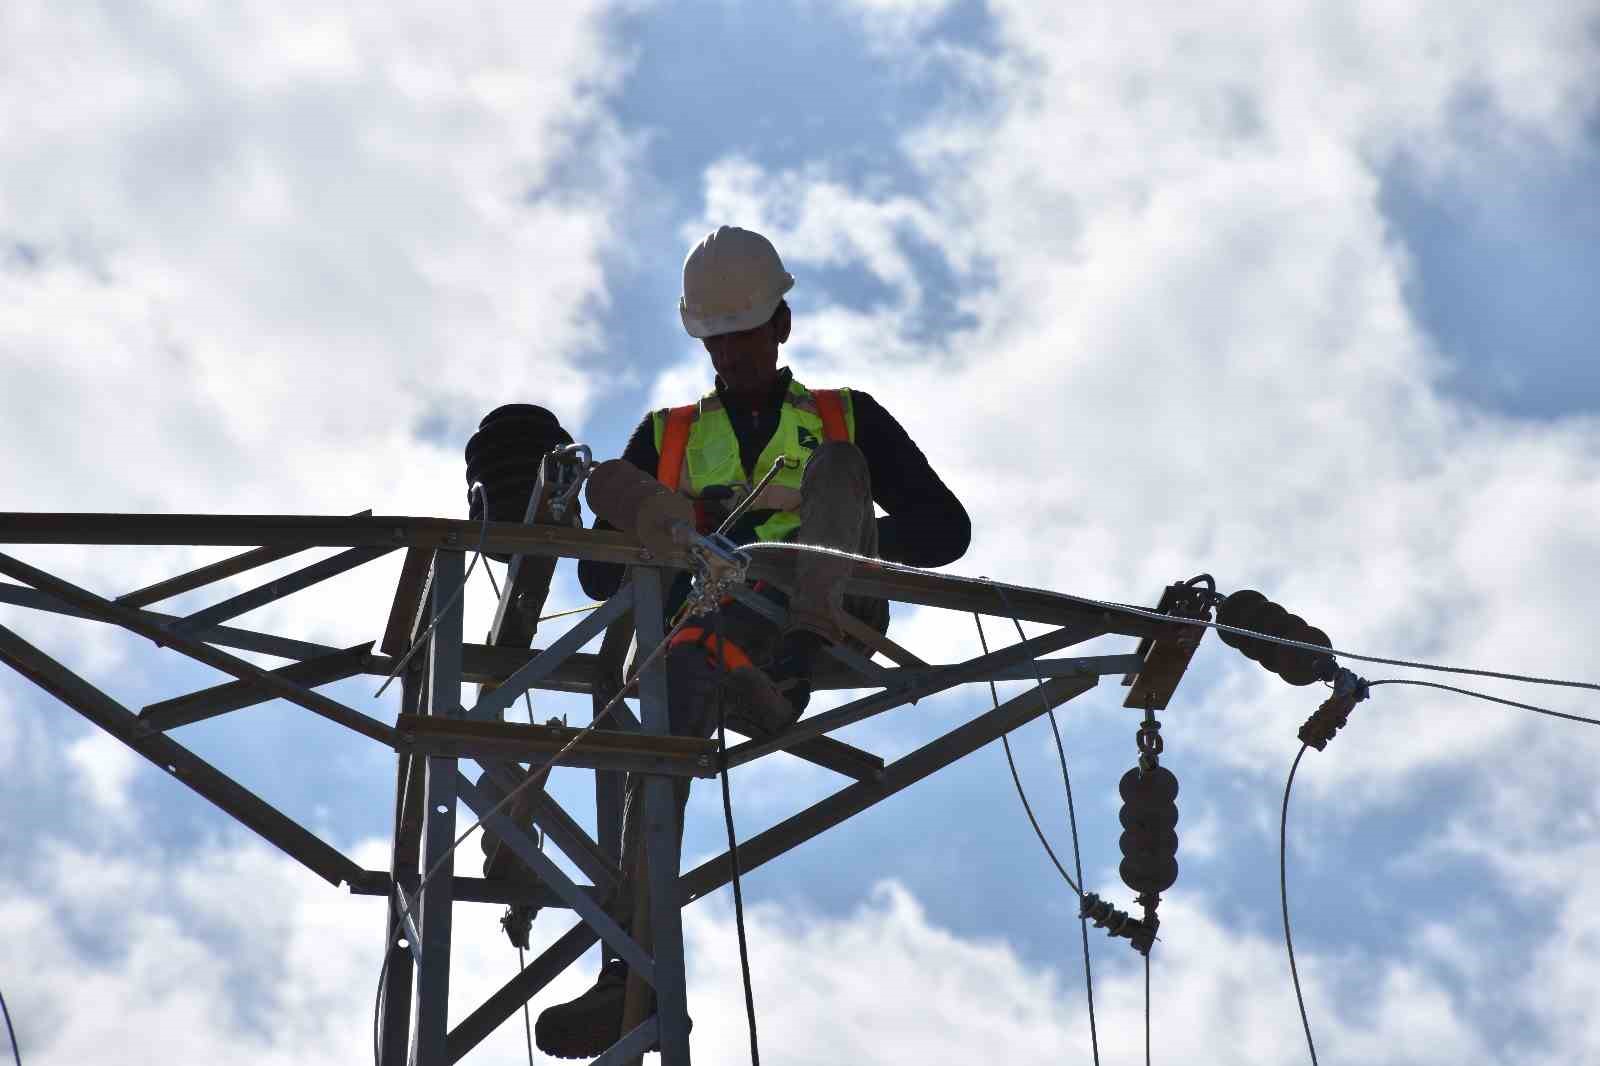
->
[[1367, 679, 1600, 728], [993, 587, 1100, 1066], [0, 980, 20, 1066], [972, 614, 1081, 893], [743, 543, 1600, 696], [715, 613, 761, 1065], [1280, 744, 1318, 1066]]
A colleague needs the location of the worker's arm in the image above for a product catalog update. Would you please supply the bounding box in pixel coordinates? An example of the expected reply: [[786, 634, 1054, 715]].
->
[[575, 415, 659, 601], [850, 390, 971, 567]]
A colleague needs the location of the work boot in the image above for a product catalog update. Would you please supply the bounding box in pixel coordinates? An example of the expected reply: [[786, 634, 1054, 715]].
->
[[723, 664, 803, 736], [768, 628, 824, 717], [535, 959, 627, 1059], [535, 959, 693, 1058]]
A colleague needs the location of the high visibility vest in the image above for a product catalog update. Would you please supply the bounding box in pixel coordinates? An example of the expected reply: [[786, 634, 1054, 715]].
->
[[653, 378, 854, 543]]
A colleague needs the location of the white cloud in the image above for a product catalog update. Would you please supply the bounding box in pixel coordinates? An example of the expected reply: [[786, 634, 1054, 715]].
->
[[695, 0, 1600, 795], [64, 728, 138, 816], [0, 2, 641, 672], [0, 827, 1516, 1066]]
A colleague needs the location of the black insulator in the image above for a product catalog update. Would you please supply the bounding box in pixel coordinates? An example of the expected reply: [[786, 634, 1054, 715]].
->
[[463, 404, 573, 560], [1118, 766, 1180, 895], [1298, 676, 1368, 750], [1216, 589, 1336, 687], [1080, 892, 1158, 956]]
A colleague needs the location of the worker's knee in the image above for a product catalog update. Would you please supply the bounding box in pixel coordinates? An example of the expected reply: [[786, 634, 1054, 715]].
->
[[801, 439, 869, 497]]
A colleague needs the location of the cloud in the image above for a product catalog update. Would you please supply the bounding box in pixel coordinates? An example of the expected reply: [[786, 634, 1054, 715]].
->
[[0, 2, 642, 667], [695, 0, 1600, 794], [64, 728, 139, 816], [0, 823, 1509, 1066]]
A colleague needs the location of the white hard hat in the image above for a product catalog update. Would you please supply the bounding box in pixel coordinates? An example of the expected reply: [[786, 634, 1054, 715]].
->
[[679, 225, 795, 338]]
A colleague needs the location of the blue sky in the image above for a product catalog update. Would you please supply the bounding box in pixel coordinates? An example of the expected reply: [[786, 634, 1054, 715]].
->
[[3, 2, 1600, 1063]]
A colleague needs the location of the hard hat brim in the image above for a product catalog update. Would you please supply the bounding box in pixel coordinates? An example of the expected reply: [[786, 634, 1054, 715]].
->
[[679, 274, 795, 339]]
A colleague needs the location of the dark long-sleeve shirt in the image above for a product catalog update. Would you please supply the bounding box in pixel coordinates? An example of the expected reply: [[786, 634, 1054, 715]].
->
[[578, 368, 970, 600]]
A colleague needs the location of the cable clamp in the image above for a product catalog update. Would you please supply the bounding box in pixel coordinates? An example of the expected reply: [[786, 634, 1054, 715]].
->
[[684, 532, 751, 617]]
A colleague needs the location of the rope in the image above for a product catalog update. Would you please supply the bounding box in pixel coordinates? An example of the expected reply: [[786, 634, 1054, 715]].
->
[[1366, 679, 1600, 729], [0, 980, 19, 1066], [740, 542, 1600, 696], [973, 614, 1080, 892], [1280, 744, 1318, 1066], [518, 946, 535, 1066], [992, 586, 1100, 1066], [714, 612, 761, 1064]]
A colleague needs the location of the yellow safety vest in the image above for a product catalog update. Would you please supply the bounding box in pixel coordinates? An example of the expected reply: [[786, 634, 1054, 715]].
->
[[653, 377, 855, 543]]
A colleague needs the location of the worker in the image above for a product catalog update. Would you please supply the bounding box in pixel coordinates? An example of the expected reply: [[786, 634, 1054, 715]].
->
[[535, 225, 970, 1058]]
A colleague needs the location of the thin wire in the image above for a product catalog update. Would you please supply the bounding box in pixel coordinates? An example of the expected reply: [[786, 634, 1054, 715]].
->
[[972, 614, 1080, 894], [1367, 679, 1600, 728], [741, 542, 1600, 696], [714, 612, 761, 1065], [993, 586, 1100, 1066], [538, 602, 605, 623], [374, 483, 494, 698], [0, 981, 19, 1066], [1280, 744, 1318, 1066]]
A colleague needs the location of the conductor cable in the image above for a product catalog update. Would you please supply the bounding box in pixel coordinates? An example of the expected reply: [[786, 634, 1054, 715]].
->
[[740, 543, 1600, 696], [972, 613, 1080, 893], [986, 586, 1101, 1066], [1366, 679, 1600, 729], [0, 981, 18, 1066], [1280, 744, 1318, 1066]]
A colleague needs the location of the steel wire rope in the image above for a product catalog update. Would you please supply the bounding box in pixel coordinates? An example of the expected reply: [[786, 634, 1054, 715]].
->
[[739, 543, 1600, 695], [713, 611, 761, 1065], [1280, 744, 1317, 1066], [0, 982, 19, 1066]]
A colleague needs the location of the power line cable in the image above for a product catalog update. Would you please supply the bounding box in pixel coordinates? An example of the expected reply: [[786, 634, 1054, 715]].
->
[[741, 543, 1600, 696], [973, 613, 1079, 893], [1280, 744, 1318, 1066], [0, 981, 19, 1066], [991, 586, 1101, 1066], [1366, 679, 1600, 729]]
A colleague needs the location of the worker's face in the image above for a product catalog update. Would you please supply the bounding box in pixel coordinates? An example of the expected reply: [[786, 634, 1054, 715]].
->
[[704, 303, 789, 398]]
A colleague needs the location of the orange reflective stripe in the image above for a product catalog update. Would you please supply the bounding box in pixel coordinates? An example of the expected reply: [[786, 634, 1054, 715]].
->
[[813, 389, 848, 442], [668, 626, 755, 671], [656, 404, 696, 489]]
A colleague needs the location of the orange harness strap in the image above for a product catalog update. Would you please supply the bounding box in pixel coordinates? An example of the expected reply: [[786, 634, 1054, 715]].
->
[[668, 625, 755, 672], [656, 404, 697, 490], [813, 389, 849, 442]]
